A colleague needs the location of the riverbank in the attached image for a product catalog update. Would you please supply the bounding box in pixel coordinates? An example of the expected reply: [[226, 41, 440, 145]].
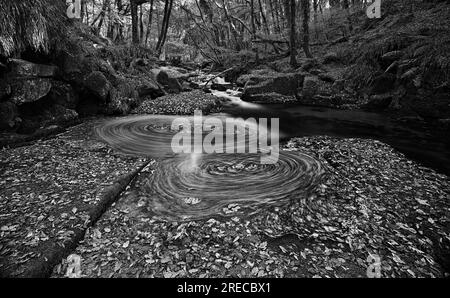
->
[[0, 120, 148, 277], [48, 135, 449, 278], [1, 117, 448, 277]]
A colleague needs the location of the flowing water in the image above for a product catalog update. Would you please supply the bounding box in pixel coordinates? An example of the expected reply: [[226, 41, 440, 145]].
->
[[95, 89, 449, 220], [95, 113, 325, 220]]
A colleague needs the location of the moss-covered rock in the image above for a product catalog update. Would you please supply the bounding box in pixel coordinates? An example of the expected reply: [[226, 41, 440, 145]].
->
[[83, 71, 111, 101], [242, 73, 304, 101], [10, 78, 52, 105]]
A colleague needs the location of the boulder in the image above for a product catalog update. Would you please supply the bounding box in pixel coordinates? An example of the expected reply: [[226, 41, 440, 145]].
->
[[48, 81, 79, 109], [154, 69, 182, 93], [137, 80, 165, 98], [7, 59, 57, 78], [236, 69, 278, 87], [0, 101, 18, 130], [83, 71, 111, 101], [242, 73, 304, 100], [10, 78, 52, 105], [302, 76, 321, 98]]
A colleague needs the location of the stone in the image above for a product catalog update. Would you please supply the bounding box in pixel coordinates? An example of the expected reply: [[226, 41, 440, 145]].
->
[[7, 59, 57, 78], [242, 73, 304, 100], [136, 78, 165, 98], [10, 78, 52, 105], [236, 69, 279, 87], [302, 76, 321, 98], [0, 101, 18, 130], [83, 71, 111, 101], [48, 81, 79, 109], [154, 69, 182, 93]]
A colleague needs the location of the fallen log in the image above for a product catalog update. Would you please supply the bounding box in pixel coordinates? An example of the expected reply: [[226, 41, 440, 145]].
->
[[19, 161, 152, 278]]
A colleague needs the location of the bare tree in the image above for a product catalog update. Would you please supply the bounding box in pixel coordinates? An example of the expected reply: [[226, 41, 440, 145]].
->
[[145, 0, 155, 46], [301, 0, 312, 58], [156, 0, 174, 56], [131, 0, 139, 44], [288, 0, 297, 67]]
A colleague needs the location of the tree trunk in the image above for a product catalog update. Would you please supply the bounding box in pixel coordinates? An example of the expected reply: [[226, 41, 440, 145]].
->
[[250, 0, 259, 62], [131, 0, 139, 44], [288, 0, 297, 68], [258, 0, 270, 35], [301, 0, 312, 58], [156, 0, 174, 57], [116, 0, 124, 41], [342, 0, 353, 33], [140, 4, 144, 43], [145, 0, 154, 46]]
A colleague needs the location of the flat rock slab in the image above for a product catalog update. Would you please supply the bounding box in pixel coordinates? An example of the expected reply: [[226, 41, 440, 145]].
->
[[0, 120, 147, 277], [54, 137, 449, 278]]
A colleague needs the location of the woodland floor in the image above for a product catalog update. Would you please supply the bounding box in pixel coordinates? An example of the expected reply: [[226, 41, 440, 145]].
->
[[0, 120, 147, 277], [0, 117, 449, 278]]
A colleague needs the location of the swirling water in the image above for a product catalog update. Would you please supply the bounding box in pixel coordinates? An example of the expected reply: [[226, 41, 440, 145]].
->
[[95, 114, 325, 220]]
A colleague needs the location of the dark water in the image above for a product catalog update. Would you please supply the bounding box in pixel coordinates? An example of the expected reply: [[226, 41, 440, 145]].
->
[[215, 91, 450, 176]]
